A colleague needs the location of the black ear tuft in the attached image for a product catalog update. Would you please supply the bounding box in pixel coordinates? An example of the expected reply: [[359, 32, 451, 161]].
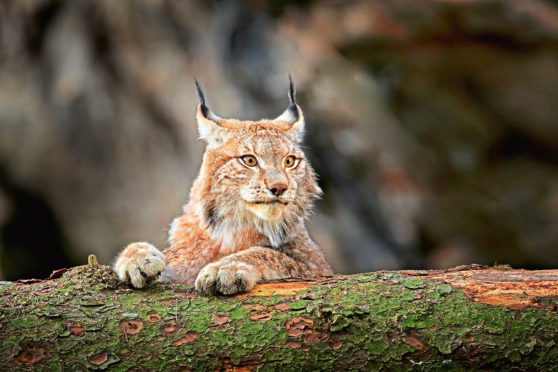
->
[[194, 79, 209, 117], [288, 74, 299, 120], [288, 74, 296, 106]]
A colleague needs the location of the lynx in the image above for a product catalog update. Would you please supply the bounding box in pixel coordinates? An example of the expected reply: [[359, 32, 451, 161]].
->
[[114, 78, 332, 295]]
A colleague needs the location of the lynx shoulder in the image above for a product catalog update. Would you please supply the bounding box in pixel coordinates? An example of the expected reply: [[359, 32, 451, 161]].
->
[[114, 78, 332, 295]]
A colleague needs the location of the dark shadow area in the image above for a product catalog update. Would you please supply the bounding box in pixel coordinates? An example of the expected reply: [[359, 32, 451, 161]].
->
[[0, 164, 74, 280]]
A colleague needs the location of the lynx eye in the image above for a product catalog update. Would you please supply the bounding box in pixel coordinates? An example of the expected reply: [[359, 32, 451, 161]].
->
[[284, 155, 297, 169], [240, 155, 258, 168]]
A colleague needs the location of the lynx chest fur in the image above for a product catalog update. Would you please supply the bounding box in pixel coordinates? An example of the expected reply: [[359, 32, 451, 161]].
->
[[114, 79, 332, 295]]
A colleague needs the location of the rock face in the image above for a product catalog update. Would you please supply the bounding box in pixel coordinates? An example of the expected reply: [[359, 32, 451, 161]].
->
[[1, 0, 558, 279]]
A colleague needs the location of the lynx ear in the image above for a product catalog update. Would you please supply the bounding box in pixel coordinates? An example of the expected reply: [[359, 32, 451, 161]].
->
[[195, 80, 227, 147], [274, 76, 305, 143]]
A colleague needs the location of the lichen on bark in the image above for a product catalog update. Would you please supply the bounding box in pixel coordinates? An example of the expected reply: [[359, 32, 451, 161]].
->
[[1, 265, 558, 370]]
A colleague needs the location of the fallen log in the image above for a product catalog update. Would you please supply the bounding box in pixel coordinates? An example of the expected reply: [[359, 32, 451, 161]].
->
[[1, 264, 557, 370]]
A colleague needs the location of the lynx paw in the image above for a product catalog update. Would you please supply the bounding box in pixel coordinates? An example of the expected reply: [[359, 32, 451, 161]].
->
[[114, 242, 166, 289], [194, 261, 257, 295]]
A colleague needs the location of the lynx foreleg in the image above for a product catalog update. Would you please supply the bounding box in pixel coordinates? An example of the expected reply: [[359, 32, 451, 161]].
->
[[194, 246, 306, 295], [114, 242, 166, 288]]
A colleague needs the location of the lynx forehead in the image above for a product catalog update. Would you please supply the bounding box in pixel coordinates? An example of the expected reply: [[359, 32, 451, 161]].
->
[[113, 77, 332, 295]]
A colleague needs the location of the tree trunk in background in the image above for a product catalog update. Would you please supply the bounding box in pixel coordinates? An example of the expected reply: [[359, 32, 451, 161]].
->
[[1, 265, 557, 370]]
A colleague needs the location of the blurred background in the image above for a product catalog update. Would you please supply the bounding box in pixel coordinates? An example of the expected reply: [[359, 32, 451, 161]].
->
[[1, 0, 558, 280]]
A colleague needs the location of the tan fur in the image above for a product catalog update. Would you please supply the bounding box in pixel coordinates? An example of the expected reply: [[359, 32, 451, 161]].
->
[[114, 97, 332, 294]]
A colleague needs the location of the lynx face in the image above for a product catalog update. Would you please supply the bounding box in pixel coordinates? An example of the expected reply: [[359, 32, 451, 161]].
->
[[211, 128, 311, 221], [194, 82, 321, 248], [239, 140, 304, 221]]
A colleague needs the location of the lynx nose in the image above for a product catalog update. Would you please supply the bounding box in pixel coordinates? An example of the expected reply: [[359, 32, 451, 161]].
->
[[269, 183, 288, 196]]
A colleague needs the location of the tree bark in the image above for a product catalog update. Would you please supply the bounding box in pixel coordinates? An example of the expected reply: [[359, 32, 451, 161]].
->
[[1, 264, 557, 370]]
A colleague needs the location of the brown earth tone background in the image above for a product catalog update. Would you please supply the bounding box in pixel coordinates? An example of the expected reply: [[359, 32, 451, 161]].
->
[[1, 0, 558, 280]]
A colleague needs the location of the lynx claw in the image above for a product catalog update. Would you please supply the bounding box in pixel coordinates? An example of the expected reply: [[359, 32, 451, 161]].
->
[[194, 263, 219, 294], [114, 242, 166, 289], [195, 261, 257, 295]]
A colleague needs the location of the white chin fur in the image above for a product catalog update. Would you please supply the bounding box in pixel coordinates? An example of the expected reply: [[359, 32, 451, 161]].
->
[[209, 201, 290, 249], [245, 202, 285, 220]]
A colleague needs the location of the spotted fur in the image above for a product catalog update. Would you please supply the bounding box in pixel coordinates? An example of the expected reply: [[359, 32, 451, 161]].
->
[[114, 81, 332, 295]]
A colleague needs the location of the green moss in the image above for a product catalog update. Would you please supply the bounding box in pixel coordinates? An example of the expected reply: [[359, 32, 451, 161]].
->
[[389, 343, 415, 360], [14, 315, 39, 328], [260, 295, 285, 306], [436, 284, 453, 294], [366, 340, 387, 355], [403, 279, 427, 289], [230, 306, 251, 320], [401, 317, 428, 329], [0, 281, 15, 293], [1, 268, 558, 370], [330, 315, 350, 332], [353, 273, 379, 282], [289, 300, 309, 310]]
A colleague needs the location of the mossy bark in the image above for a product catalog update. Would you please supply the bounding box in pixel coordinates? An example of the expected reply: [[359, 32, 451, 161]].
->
[[1, 264, 558, 371]]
